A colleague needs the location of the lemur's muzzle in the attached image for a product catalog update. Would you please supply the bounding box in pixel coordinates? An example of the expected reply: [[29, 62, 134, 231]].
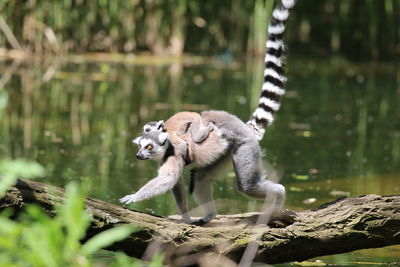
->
[[136, 153, 148, 160]]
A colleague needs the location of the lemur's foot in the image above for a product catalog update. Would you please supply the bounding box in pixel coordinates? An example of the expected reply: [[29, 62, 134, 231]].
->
[[209, 122, 224, 137], [207, 122, 215, 132], [190, 213, 216, 226], [181, 215, 193, 224], [190, 218, 209, 226]]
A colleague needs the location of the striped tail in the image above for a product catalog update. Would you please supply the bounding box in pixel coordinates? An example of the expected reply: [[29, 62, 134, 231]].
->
[[247, 0, 295, 140]]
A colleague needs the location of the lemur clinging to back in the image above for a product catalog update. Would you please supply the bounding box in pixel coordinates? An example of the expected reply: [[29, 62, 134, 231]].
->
[[120, 0, 296, 225]]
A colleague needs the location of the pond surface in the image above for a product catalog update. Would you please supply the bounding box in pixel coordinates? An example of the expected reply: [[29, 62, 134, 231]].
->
[[0, 56, 399, 265]]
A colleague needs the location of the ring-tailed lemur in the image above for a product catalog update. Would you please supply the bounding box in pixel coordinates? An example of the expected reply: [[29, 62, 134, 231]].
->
[[121, 113, 229, 223], [120, 0, 295, 225]]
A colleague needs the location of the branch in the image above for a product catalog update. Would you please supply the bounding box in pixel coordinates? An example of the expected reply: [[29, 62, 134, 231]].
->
[[1, 178, 399, 264], [0, 15, 22, 51]]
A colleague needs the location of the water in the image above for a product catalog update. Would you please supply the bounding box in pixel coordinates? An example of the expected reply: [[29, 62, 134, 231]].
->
[[0, 56, 399, 265]]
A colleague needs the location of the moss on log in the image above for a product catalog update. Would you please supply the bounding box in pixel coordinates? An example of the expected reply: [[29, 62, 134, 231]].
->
[[1, 178, 400, 264]]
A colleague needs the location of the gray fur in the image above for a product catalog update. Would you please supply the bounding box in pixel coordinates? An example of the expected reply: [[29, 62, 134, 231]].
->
[[172, 179, 191, 223], [190, 152, 232, 225], [201, 110, 286, 216], [120, 112, 230, 224], [121, 110, 286, 224], [120, 0, 294, 224], [119, 148, 185, 207]]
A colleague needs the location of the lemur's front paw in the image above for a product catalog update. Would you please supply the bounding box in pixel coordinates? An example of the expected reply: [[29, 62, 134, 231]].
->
[[119, 194, 138, 204]]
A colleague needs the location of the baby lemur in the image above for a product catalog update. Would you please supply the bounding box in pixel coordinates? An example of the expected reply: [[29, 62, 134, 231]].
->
[[120, 0, 296, 225], [138, 112, 229, 167]]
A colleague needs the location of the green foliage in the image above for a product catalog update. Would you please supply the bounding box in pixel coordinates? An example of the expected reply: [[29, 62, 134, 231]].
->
[[0, 159, 45, 179], [0, 159, 45, 197], [1, 0, 398, 59], [0, 160, 160, 266], [0, 91, 8, 117], [81, 225, 136, 256], [107, 251, 164, 267]]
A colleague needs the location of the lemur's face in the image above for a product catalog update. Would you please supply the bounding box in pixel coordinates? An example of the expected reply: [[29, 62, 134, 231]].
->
[[133, 120, 169, 161]]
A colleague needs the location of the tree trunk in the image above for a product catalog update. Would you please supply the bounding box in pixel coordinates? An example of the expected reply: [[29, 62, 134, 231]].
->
[[1, 178, 400, 265]]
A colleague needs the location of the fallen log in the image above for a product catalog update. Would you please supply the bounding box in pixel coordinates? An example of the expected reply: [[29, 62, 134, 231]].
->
[[1, 178, 399, 265]]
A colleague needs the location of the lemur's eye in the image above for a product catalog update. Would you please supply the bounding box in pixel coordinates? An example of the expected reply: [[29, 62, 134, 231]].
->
[[145, 144, 154, 150]]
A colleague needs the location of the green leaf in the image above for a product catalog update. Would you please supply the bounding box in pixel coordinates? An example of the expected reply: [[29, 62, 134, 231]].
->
[[0, 158, 44, 198], [0, 175, 18, 198], [60, 182, 91, 256], [21, 222, 58, 267], [0, 159, 45, 179], [112, 252, 142, 267], [149, 252, 164, 266], [81, 225, 137, 256]]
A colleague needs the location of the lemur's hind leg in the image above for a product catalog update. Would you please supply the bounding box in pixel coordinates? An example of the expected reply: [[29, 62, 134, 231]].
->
[[189, 153, 232, 225], [190, 170, 216, 226], [232, 142, 285, 215], [188, 119, 217, 143]]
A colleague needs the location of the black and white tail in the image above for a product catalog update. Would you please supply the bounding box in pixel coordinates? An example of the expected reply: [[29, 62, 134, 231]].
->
[[247, 0, 295, 140]]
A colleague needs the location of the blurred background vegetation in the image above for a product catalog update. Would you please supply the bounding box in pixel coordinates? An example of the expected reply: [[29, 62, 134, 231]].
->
[[0, 0, 399, 60]]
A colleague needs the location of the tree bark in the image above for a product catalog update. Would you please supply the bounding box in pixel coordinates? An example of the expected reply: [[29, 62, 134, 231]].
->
[[1, 178, 400, 265]]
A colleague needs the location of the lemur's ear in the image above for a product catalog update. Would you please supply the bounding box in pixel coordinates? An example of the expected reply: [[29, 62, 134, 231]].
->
[[132, 137, 141, 145], [143, 124, 151, 132], [156, 120, 165, 131], [158, 132, 169, 145]]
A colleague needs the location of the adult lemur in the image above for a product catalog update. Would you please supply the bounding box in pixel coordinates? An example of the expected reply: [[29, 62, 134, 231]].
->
[[120, 0, 295, 225]]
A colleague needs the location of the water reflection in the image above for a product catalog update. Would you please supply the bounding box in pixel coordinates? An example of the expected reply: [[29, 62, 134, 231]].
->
[[0, 57, 399, 264]]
